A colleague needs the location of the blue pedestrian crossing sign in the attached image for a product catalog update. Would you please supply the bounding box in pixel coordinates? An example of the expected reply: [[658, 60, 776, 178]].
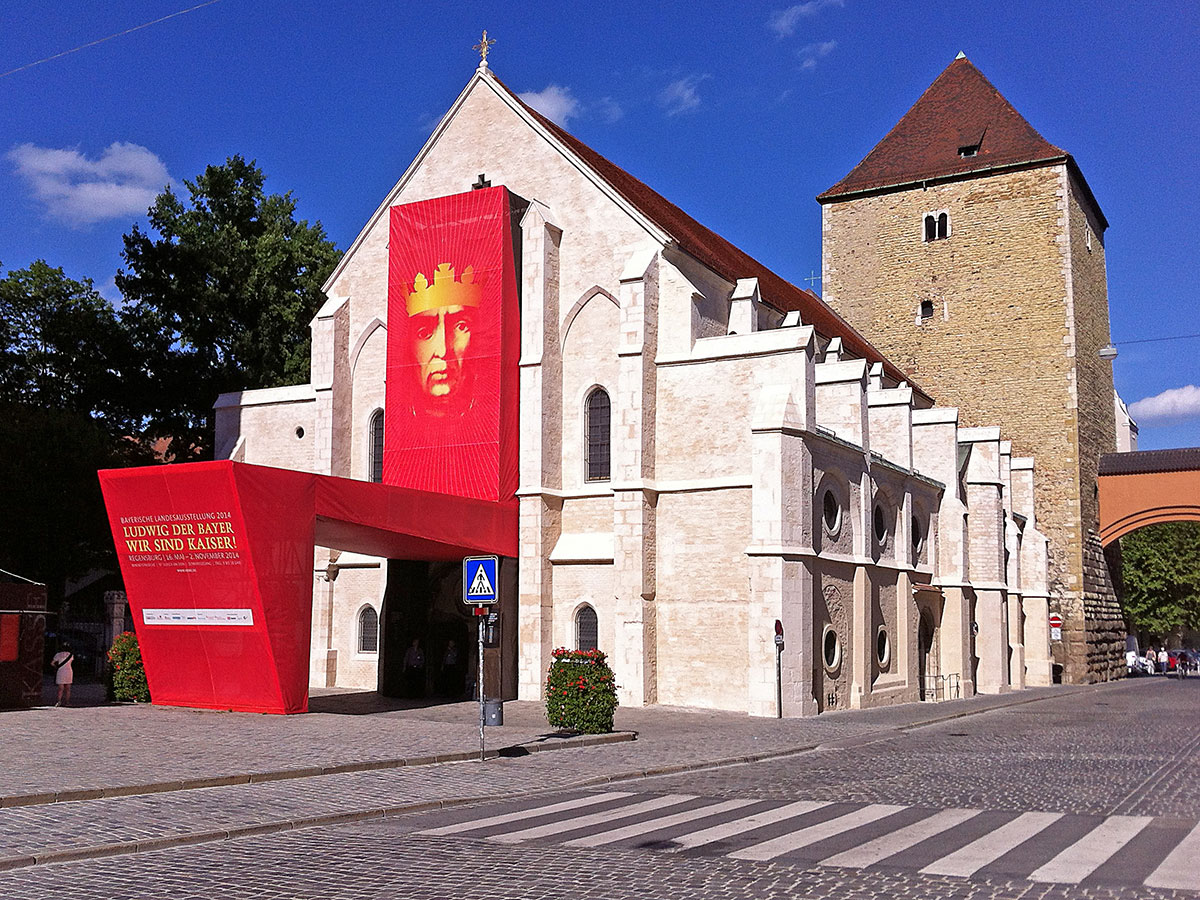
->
[[463, 556, 499, 606]]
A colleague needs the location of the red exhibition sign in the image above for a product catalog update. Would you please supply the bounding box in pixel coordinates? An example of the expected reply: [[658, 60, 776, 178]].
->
[[99, 462, 315, 714], [100, 461, 519, 714], [385, 186, 520, 503]]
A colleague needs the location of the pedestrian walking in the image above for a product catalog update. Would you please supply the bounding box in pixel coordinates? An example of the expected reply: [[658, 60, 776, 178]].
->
[[51, 644, 74, 706], [440, 638, 462, 697], [403, 638, 426, 698], [1158, 647, 1169, 675]]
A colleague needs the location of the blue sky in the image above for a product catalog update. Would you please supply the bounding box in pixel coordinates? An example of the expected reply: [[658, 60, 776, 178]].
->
[[2, 0, 1197, 449]]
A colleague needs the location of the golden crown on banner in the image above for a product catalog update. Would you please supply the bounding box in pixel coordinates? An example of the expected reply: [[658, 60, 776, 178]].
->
[[406, 263, 482, 315]]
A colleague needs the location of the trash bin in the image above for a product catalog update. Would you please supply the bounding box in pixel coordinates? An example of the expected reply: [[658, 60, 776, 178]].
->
[[484, 698, 504, 726]]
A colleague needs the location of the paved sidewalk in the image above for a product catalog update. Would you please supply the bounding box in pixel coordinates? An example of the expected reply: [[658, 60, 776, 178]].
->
[[3, 684, 1088, 806]]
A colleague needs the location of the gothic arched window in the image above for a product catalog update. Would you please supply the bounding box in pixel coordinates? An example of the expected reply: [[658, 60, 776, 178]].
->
[[368, 410, 384, 483], [585, 388, 611, 482], [358, 606, 379, 654], [576, 605, 598, 652]]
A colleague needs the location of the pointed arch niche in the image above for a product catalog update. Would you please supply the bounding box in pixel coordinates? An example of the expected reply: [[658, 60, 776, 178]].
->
[[560, 287, 620, 492]]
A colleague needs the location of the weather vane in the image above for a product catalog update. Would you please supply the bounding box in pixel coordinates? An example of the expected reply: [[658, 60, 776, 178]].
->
[[474, 30, 495, 67]]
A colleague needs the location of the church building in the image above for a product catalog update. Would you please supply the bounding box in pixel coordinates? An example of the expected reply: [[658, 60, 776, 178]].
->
[[213, 52, 1127, 715]]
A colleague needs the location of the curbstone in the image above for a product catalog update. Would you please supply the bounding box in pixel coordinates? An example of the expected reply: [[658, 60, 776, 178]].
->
[[180, 774, 250, 790], [35, 842, 132, 865], [54, 788, 105, 803], [136, 831, 230, 854], [0, 793, 55, 809], [104, 780, 183, 798], [249, 767, 324, 784]]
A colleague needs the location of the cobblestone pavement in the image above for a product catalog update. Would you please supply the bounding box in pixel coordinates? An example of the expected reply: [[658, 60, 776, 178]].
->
[[2, 684, 1064, 801], [2, 679, 1196, 899], [0, 823, 1196, 900], [634, 678, 1200, 818], [0, 689, 1069, 862]]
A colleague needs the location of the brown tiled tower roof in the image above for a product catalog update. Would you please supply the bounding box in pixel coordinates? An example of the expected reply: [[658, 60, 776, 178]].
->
[[818, 55, 1099, 222], [490, 75, 920, 392]]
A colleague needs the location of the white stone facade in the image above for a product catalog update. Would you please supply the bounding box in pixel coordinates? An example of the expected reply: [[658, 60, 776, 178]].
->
[[214, 67, 1054, 714]]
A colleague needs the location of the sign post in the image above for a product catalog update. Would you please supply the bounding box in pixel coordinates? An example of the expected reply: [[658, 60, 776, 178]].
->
[[463, 555, 499, 761], [1049, 613, 1063, 643], [774, 619, 785, 719]]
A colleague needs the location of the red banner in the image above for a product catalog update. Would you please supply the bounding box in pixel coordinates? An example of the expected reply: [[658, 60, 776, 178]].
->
[[385, 186, 520, 502]]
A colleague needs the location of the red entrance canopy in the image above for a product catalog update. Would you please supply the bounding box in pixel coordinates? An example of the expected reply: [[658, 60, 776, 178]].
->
[[99, 460, 517, 714]]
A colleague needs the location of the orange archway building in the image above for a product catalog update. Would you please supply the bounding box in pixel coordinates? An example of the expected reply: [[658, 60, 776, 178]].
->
[[1098, 448, 1200, 546]]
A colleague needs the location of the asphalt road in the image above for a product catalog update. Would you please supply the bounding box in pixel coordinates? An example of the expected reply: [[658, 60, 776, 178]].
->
[[3, 677, 1197, 899]]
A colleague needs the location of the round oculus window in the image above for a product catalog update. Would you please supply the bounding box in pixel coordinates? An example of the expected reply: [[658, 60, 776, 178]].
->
[[877, 628, 890, 668], [823, 626, 841, 671], [822, 490, 841, 535], [295, 426, 305, 439]]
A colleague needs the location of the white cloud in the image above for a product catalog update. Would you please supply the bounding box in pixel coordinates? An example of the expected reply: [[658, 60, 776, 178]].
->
[[769, 0, 845, 37], [518, 84, 580, 127], [1129, 385, 1200, 425], [595, 96, 624, 124], [658, 74, 710, 117], [7, 141, 170, 228], [800, 40, 838, 69]]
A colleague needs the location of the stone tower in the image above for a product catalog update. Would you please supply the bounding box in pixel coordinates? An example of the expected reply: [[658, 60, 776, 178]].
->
[[819, 55, 1122, 683]]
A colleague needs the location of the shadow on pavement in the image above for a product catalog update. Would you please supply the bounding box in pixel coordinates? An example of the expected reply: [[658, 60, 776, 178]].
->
[[306, 689, 471, 716]]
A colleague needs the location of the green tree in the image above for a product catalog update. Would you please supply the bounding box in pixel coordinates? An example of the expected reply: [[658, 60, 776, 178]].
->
[[0, 260, 130, 427], [1119, 522, 1200, 638], [0, 261, 148, 597], [117, 156, 340, 460]]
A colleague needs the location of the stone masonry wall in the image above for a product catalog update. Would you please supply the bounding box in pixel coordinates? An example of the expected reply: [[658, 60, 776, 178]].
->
[[821, 164, 1118, 683], [1065, 172, 1124, 680]]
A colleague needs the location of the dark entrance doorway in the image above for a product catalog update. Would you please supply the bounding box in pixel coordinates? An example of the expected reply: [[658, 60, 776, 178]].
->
[[379, 559, 518, 702], [918, 611, 938, 701]]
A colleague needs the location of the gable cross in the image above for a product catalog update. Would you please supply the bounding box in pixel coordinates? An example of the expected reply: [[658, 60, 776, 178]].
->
[[805, 269, 822, 290], [474, 30, 495, 67], [472, 173, 491, 190]]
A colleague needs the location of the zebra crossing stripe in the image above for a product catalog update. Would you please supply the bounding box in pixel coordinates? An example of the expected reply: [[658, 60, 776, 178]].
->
[[919, 811, 1062, 877], [489, 794, 698, 844], [1028, 815, 1152, 884], [563, 798, 758, 848], [415, 791, 634, 836], [729, 804, 907, 861], [1144, 820, 1200, 891], [820, 807, 980, 869], [668, 800, 832, 850]]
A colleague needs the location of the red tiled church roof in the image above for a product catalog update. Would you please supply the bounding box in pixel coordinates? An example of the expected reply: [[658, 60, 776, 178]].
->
[[819, 55, 1071, 204], [491, 75, 919, 391]]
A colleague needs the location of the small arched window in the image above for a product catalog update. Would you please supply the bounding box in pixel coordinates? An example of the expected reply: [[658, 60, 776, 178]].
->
[[576, 605, 598, 652], [923, 212, 950, 242], [585, 388, 611, 482], [358, 606, 379, 654], [368, 410, 384, 483]]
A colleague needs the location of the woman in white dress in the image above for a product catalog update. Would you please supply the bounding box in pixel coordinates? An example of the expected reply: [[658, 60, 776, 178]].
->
[[51, 645, 73, 707]]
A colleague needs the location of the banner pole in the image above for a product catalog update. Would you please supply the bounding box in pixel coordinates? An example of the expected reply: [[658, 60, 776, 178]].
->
[[478, 611, 485, 762]]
